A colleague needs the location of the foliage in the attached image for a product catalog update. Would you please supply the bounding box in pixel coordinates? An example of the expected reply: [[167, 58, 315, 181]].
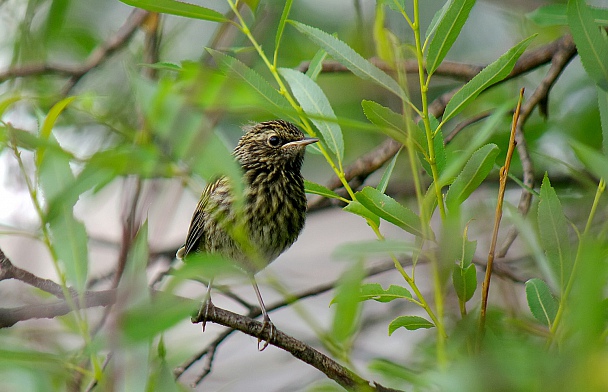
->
[[1, 0, 608, 391]]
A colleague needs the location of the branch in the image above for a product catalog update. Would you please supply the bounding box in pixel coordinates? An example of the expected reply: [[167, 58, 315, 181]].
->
[[192, 301, 402, 392]]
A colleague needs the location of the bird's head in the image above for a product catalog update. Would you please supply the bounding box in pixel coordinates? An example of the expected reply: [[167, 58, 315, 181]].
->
[[234, 120, 318, 170]]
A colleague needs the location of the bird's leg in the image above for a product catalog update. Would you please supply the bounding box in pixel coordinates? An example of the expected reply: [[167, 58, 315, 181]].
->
[[193, 278, 215, 331], [250, 275, 276, 351]]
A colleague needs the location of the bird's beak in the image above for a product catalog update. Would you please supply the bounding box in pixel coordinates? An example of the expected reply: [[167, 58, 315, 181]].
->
[[282, 137, 319, 149]]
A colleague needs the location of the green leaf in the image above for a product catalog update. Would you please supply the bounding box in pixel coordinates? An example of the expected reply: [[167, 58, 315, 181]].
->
[[356, 186, 424, 237], [452, 264, 477, 302], [388, 316, 434, 334], [118, 0, 227, 22], [47, 209, 88, 292], [36, 96, 76, 169], [528, 4, 608, 27], [599, 86, 608, 155], [537, 174, 573, 291], [413, 119, 446, 177], [443, 35, 536, 123], [279, 68, 344, 162], [207, 49, 294, 117], [343, 201, 380, 227], [426, 0, 476, 75], [571, 140, 608, 180], [304, 179, 342, 200], [306, 48, 328, 80], [333, 239, 417, 259], [275, 0, 293, 57], [445, 143, 499, 210], [568, 0, 608, 91], [377, 148, 401, 194], [359, 283, 412, 303], [525, 278, 559, 327], [361, 100, 408, 144], [290, 21, 407, 100], [331, 261, 364, 343]]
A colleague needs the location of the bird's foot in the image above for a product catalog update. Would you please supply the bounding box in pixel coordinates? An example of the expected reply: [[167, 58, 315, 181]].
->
[[258, 315, 276, 351], [192, 298, 215, 332]]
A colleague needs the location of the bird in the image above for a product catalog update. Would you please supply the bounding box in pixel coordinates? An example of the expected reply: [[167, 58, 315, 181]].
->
[[176, 120, 318, 350]]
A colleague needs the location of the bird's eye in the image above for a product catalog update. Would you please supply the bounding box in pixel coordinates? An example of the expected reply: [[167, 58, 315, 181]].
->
[[267, 135, 281, 147]]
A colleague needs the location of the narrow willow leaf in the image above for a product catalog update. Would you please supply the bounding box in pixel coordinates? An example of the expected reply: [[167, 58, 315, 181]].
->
[[443, 35, 535, 123], [356, 186, 424, 237], [445, 143, 499, 210], [291, 21, 407, 100], [525, 278, 559, 327], [36, 96, 76, 169], [388, 316, 434, 334], [279, 68, 344, 161], [118, 0, 227, 22], [359, 283, 412, 303], [331, 261, 364, 343], [377, 148, 401, 194], [599, 87, 608, 155], [528, 4, 608, 26], [304, 179, 342, 199], [571, 140, 608, 182], [207, 49, 293, 116], [274, 0, 293, 56], [361, 100, 408, 144], [568, 0, 608, 91], [538, 174, 573, 291], [306, 48, 328, 80], [48, 209, 88, 292], [39, 140, 76, 208], [333, 239, 417, 259], [343, 201, 380, 227], [452, 264, 477, 302], [425, 0, 451, 40], [426, 0, 476, 75]]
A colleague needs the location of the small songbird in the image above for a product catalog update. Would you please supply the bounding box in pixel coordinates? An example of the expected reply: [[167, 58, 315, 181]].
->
[[177, 120, 318, 349]]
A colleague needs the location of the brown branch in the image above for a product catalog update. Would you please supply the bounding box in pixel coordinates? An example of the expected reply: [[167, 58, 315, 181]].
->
[[0, 9, 149, 92], [0, 249, 68, 298], [192, 301, 401, 392]]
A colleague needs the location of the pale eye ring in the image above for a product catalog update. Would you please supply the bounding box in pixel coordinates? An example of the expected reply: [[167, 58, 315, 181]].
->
[[267, 135, 281, 147]]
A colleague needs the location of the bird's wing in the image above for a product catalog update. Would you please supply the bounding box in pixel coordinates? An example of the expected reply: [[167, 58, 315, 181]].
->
[[181, 178, 225, 257]]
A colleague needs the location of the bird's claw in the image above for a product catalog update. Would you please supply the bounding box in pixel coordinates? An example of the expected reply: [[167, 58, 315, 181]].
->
[[257, 316, 276, 351], [193, 298, 215, 332]]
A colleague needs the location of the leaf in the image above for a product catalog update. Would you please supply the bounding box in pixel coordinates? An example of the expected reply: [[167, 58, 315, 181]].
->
[[571, 140, 608, 180], [333, 239, 417, 259], [426, 0, 476, 75], [445, 143, 499, 210], [343, 201, 380, 227], [304, 179, 342, 200], [306, 48, 328, 81], [528, 4, 608, 27], [331, 261, 365, 343], [279, 68, 344, 161], [275, 0, 294, 56], [537, 174, 573, 291], [36, 96, 76, 169], [599, 86, 608, 155], [359, 283, 412, 303], [525, 278, 559, 327], [568, 0, 608, 91], [207, 49, 293, 117], [377, 148, 401, 193], [413, 119, 446, 177], [388, 316, 434, 335], [452, 264, 477, 302], [443, 35, 536, 123], [118, 0, 227, 22], [48, 209, 89, 293], [361, 100, 408, 144], [356, 186, 424, 237], [290, 21, 407, 100]]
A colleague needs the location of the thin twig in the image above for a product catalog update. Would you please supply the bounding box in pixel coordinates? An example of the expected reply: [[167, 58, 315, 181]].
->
[[479, 88, 525, 340]]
